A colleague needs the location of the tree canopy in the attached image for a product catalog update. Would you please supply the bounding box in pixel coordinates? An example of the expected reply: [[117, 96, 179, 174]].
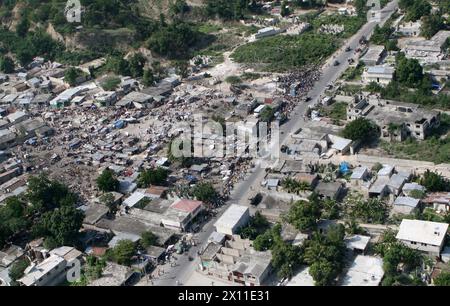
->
[[341, 117, 379, 144], [137, 167, 168, 188], [96, 168, 120, 192]]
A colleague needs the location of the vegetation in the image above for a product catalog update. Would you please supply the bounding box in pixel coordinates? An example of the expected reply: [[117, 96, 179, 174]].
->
[[434, 271, 450, 286], [344, 193, 389, 224], [304, 224, 346, 286], [64, 67, 84, 86], [0, 55, 14, 73], [191, 182, 219, 204], [140, 231, 159, 248], [100, 193, 118, 215], [399, 0, 431, 22], [204, 0, 262, 20], [8, 258, 30, 285], [281, 177, 311, 194], [253, 224, 304, 279], [96, 168, 120, 192], [374, 231, 424, 286], [137, 167, 168, 188], [259, 106, 275, 123], [232, 33, 339, 72], [420, 14, 445, 39], [225, 75, 242, 84], [419, 170, 450, 192], [319, 102, 347, 125], [109, 239, 136, 266], [100, 76, 121, 91], [238, 211, 270, 240], [285, 199, 321, 232], [32, 205, 84, 248], [341, 117, 379, 144]]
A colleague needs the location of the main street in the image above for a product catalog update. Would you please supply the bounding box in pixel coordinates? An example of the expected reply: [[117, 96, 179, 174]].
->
[[150, 0, 399, 286]]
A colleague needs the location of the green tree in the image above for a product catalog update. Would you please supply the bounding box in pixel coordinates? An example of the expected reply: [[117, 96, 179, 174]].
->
[[281, 1, 291, 17], [140, 231, 158, 248], [112, 239, 136, 266], [32, 205, 84, 247], [285, 199, 321, 231], [0, 56, 15, 73], [84, 256, 106, 281], [142, 69, 155, 86], [9, 258, 30, 285], [395, 55, 424, 87], [419, 170, 449, 192], [137, 167, 168, 188], [420, 14, 445, 39], [192, 182, 218, 203], [64, 67, 81, 86], [238, 211, 270, 240], [434, 271, 450, 286], [304, 225, 346, 286], [259, 106, 275, 123], [26, 174, 77, 213], [16, 17, 30, 37], [96, 168, 120, 192], [342, 117, 379, 144], [409, 189, 426, 199], [100, 193, 118, 215], [405, 0, 431, 21], [128, 53, 146, 78]]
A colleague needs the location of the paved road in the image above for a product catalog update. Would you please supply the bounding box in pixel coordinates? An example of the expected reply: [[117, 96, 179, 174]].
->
[[151, 1, 399, 286], [231, 0, 399, 204]]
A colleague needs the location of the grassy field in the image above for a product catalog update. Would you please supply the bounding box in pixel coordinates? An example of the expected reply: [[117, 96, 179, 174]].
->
[[311, 14, 366, 38], [231, 33, 339, 72], [319, 102, 347, 125], [379, 114, 450, 164]]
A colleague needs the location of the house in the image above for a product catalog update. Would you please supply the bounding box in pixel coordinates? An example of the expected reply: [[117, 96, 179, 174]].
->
[[345, 235, 371, 254], [294, 173, 319, 189], [360, 45, 385, 66], [161, 199, 204, 231], [396, 20, 421, 37], [214, 204, 250, 236], [116, 91, 154, 108], [199, 235, 272, 286], [255, 27, 282, 39], [18, 254, 67, 286], [144, 186, 168, 199], [393, 196, 420, 215], [423, 192, 450, 212], [341, 255, 384, 286], [314, 181, 344, 200], [6, 111, 28, 125], [88, 262, 134, 286], [350, 166, 369, 186], [387, 173, 408, 196], [362, 66, 394, 86], [403, 31, 450, 64], [396, 219, 449, 256], [402, 182, 426, 197]]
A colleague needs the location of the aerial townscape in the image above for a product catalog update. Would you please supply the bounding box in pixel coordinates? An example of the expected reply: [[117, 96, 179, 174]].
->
[[0, 0, 450, 289]]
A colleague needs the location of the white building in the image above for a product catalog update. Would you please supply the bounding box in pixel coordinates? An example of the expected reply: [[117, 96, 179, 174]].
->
[[18, 255, 67, 286], [362, 66, 394, 86], [342, 255, 384, 286], [214, 204, 250, 236], [396, 219, 449, 256]]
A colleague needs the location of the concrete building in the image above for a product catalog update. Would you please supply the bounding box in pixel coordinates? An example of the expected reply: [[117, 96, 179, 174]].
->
[[396, 20, 421, 37], [199, 235, 272, 286], [342, 255, 384, 286], [360, 45, 385, 66], [362, 66, 394, 86], [393, 196, 420, 215], [348, 97, 441, 141], [161, 199, 204, 231], [403, 31, 450, 64], [423, 192, 450, 213], [396, 219, 449, 256], [18, 255, 67, 286], [214, 204, 250, 236]]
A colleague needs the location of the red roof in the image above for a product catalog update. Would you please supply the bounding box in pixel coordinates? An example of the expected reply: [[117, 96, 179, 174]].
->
[[171, 199, 203, 213]]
